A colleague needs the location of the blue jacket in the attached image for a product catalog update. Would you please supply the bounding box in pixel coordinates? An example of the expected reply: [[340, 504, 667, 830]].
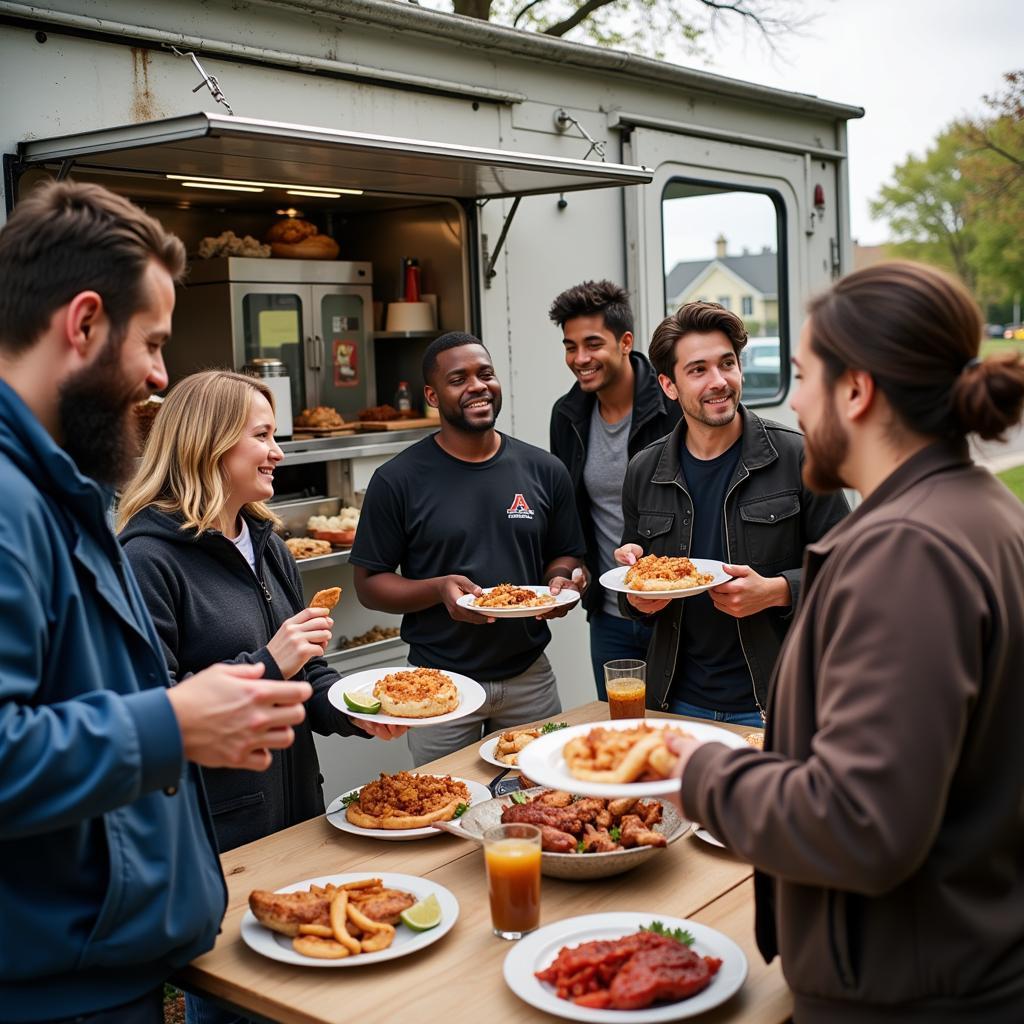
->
[[0, 381, 226, 1021]]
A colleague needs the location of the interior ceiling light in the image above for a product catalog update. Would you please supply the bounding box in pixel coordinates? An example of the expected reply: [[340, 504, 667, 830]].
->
[[286, 189, 352, 198], [179, 181, 263, 193], [275, 207, 303, 217], [166, 173, 359, 194]]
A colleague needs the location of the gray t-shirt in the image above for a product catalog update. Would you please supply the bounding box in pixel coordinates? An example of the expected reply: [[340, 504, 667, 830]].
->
[[583, 403, 632, 616]]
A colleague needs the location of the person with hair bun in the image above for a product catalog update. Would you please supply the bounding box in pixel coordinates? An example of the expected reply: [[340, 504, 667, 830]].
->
[[668, 261, 1024, 1022]]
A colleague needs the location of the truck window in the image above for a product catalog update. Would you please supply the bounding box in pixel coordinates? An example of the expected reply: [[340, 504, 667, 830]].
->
[[663, 181, 786, 403]]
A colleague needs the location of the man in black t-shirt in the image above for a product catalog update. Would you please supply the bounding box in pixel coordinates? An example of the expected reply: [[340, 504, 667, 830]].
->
[[351, 332, 588, 764], [615, 303, 849, 725]]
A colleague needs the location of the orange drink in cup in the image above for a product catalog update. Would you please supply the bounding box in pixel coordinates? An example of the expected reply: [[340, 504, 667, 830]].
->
[[605, 659, 647, 719], [483, 823, 541, 939]]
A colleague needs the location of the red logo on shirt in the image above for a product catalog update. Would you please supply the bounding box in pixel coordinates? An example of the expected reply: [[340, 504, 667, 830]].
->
[[507, 493, 534, 520]]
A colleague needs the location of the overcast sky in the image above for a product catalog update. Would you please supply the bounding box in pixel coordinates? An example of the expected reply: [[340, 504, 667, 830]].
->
[[680, 0, 1022, 245]]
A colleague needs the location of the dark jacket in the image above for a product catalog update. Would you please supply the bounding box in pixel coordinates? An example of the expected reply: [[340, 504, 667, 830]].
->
[[620, 408, 849, 714], [682, 442, 1024, 1022], [0, 381, 225, 1021], [120, 506, 362, 853], [550, 351, 681, 614]]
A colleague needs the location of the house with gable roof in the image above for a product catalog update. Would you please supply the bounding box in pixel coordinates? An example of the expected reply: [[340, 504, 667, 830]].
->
[[665, 234, 779, 335]]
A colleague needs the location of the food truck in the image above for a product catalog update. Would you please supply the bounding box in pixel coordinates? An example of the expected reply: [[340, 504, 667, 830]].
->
[[0, 0, 863, 793]]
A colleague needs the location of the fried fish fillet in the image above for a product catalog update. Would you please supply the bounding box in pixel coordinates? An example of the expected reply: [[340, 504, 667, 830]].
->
[[348, 888, 416, 925], [309, 586, 342, 611], [249, 881, 415, 935], [248, 889, 330, 937]]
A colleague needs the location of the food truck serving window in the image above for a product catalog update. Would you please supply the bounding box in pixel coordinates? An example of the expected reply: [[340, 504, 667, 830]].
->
[[15, 112, 652, 201]]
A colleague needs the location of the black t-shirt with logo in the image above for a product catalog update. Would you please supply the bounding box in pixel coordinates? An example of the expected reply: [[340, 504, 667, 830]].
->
[[673, 437, 757, 712], [349, 433, 585, 680]]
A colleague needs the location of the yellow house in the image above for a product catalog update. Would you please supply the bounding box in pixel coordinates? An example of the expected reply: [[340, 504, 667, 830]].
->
[[666, 235, 779, 337]]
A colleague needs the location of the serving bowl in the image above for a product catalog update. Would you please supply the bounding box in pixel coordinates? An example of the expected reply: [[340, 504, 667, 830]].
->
[[457, 787, 691, 880]]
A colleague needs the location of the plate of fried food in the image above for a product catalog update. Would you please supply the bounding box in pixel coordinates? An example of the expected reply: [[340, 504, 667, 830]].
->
[[243, 873, 458, 967], [325, 772, 492, 841], [479, 721, 569, 768], [327, 666, 486, 725], [458, 788, 691, 879], [456, 583, 580, 619], [504, 913, 746, 1021], [600, 557, 732, 598], [516, 719, 748, 799]]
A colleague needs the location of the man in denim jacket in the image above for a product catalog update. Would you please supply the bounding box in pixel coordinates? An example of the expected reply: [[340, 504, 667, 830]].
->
[[0, 182, 311, 1024]]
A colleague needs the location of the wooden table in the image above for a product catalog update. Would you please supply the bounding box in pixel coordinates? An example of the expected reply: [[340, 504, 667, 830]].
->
[[178, 702, 792, 1023]]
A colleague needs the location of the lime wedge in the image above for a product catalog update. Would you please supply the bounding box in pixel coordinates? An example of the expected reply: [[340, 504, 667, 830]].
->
[[343, 691, 381, 714], [400, 893, 442, 932]]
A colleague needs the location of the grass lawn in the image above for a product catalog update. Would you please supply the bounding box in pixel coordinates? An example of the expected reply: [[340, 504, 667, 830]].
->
[[997, 465, 1024, 502], [980, 338, 1024, 359]]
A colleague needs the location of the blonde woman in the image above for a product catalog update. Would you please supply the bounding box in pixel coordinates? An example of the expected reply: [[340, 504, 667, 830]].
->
[[119, 371, 405, 857]]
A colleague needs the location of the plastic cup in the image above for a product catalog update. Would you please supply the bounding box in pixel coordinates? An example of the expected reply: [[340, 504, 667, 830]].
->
[[483, 822, 541, 939], [605, 659, 647, 720]]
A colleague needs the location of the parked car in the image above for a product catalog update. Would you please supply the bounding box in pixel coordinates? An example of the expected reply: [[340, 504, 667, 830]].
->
[[741, 337, 781, 397]]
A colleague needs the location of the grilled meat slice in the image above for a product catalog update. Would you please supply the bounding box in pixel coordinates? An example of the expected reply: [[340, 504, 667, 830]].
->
[[501, 801, 585, 835], [580, 824, 621, 853], [540, 825, 578, 853]]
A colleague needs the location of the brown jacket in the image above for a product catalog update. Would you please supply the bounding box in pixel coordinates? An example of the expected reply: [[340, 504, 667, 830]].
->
[[681, 443, 1024, 1022]]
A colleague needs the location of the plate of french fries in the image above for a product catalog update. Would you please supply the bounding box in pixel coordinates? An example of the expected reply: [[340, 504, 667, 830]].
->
[[516, 719, 750, 799], [241, 873, 459, 967]]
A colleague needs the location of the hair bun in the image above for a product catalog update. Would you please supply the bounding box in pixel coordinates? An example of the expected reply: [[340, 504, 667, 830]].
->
[[952, 353, 1024, 441]]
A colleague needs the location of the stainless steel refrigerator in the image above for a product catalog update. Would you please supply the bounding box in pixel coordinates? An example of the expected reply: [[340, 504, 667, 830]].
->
[[168, 257, 375, 418]]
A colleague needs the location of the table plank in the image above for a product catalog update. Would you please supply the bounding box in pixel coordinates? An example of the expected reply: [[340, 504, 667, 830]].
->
[[689, 880, 793, 1024], [177, 703, 785, 1023]]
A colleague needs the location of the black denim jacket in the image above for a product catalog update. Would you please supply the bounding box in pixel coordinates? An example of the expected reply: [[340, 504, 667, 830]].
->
[[619, 408, 850, 714]]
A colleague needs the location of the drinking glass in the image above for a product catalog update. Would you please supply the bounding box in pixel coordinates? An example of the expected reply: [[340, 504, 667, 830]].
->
[[483, 822, 541, 939], [605, 659, 647, 720]]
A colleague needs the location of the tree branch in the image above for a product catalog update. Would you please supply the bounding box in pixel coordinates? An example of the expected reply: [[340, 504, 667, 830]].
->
[[543, 0, 620, 37], [512, 0, 547, 27]]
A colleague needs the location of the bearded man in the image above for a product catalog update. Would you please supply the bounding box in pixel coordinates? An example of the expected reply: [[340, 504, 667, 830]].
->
[[614, 302, 848, 724], [668, 262, 1024, 1021], [0, 181, 312, 1022], [351, 331, 587, 764]]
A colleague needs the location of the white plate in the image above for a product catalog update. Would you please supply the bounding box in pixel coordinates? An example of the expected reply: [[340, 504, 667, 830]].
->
[[599, 560, 733, 599], [327, 667, 486, 726], [477, 726, 570, 769], [504, 911, 747, 1022], [479, 735, 508, 768], [456, 585, 580, 619], [325, 777, 492, 841], [516, 718, 748, 799], [240, 872, 458, 968]]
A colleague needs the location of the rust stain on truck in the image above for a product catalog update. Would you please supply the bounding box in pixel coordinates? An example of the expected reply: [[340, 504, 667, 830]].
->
[[130, 47, 161, 122]]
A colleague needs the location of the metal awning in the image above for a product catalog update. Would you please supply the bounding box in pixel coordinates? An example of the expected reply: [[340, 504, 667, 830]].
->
[[18, 112, 653, 200]]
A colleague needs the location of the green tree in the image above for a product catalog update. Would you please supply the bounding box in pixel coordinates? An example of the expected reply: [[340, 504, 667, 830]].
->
[[428, 0, 812, 61], [961, 72, 1024, 309], [871, 71, 1024, 312], [870, 127, 977, 289]]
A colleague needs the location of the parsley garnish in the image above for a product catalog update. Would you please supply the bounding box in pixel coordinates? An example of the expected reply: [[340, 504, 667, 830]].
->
[[576, 838, 586, 853], [509, 791, 528, 805], [641, 921, 695, 946], [609, 826, 621, 842], [341, 789, 361, 808], [453, 802, 469, 818], [541, 721, 569, 734]]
